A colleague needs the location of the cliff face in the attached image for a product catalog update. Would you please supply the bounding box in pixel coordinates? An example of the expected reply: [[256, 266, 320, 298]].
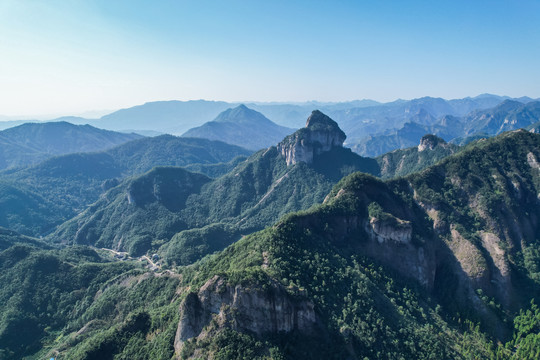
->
[[417, 134, 446, 151], [277, 110, 346, 165], [316, 176, 437, 289], [367, 216, 412, 244], [174, 275, 317, 356]]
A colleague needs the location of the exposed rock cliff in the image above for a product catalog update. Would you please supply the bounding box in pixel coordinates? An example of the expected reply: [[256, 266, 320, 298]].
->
[[277, 110, 346, 165], [367, 216, 412, 244], [174, 275, 318, 356], [308, 174, 436, 288], [418, 134, 446, 151]]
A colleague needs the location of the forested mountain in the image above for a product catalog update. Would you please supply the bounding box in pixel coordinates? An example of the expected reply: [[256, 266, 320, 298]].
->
[[169, 129, 540, 358], [50, 111, 379, 261], [182, 105, 295, 150], [3, 104, 540, 359], [0, 121, 142, 170], [0, 227, 49, 251], [0, 136, 251, 236], [351, 99, 540, 156], [3, 93, 521, 139], [0, 111, 460, 239], [2, 129, 540, 359], [462, 100, 540, 136], [376, 134, 460, 178], [2, 95, 532, 160], [0, 120, 38, 131]]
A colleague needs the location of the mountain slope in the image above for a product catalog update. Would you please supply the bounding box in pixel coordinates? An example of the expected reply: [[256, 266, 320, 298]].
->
[[349, 99, 540, 157], [96, 100, 233, 134], [463, 100, 540, 136], [50, 111, 379, 260], [55, 94, 522, 138], [0, 121, 142, 170], [337, 95, 512, 146], [2, 129, 540, 359], [0, 244, 138, 359], [0, 227, 49, 251], [182, 105, 295, 150], [376, 134, 460, 178], [168, 129, 540, 358], [0, 136, 251, 236]]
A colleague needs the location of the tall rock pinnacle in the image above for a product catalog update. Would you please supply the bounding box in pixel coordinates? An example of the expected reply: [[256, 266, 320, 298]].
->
[[277, 110, 346, 165]]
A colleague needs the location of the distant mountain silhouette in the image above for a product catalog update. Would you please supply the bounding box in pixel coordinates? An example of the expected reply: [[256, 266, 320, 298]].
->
[[350, 99, 540, 156], [0, 121, 142, 170], [95, 100, 233, 134], [182, 105, 295, 150]]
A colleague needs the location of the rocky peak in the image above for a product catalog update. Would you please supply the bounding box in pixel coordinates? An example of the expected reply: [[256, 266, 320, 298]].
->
[[277, 110, 346, 165], [174, 275, 317, 355], [418, 134, 446, 152]]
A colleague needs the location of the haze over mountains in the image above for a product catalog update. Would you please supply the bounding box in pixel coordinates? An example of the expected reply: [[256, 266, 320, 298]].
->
[[48, 111, 379, 258], [1, 95, 540, 359], [0, 135, 251, 236], [351, 99, 540, 156], [3, 94, 536, 149], [0, 122, 142, 170], [182, 105, 295, 150], [1, 107, 540, 358]]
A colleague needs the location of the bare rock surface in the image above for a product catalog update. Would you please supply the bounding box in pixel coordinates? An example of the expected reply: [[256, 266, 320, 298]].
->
[[174, 275, 317, 354], [277, 110, 346, 165]]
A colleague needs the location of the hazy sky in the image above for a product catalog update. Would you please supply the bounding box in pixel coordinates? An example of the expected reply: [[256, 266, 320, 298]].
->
[[1, 0, 539, 117]]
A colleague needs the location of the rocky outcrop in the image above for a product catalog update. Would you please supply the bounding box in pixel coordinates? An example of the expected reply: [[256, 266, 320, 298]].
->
[[277, 110, 346, 165], [418, 134, 446, 151], [527, 151, 540, 170], [366, 216, 412, 244], [174, 276, 317, 355]]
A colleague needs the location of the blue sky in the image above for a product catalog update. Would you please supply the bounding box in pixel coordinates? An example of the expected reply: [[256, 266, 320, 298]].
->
[[1, 0, 539, 117]]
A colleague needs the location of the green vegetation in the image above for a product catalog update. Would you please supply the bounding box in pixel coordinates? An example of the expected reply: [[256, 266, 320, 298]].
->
[[0, 244, 137, 359], [0, 227, 49, 251], [0, 135, 251, 236], [51, 143, 381, 261], [183, 155, 248, 178], [2, 114, 540, 358], [0, 121, 141, 170], [171, 197, 469, 359], [376, 138, 460, 179]]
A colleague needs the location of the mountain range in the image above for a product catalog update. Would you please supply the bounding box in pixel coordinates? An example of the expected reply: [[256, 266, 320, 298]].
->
[[353, 100, 540, 156], [2, 94, 535, 144], [1, 104, 540, 359], [0, 135, 251, 236], [0, 122, 142, 170], [182, 105, 295, 150], [49, 111, 379, 260]]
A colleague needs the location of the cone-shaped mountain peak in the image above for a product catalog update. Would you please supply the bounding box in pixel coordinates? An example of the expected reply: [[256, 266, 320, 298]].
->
[[213, 104, 271, 125], [278, 110, 346, 165], [182, 105, 294, 150]]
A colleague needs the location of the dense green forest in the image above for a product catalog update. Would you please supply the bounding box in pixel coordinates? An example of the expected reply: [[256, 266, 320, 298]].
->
[[0, 135, 251, 236], [1, 110, 540, 359]]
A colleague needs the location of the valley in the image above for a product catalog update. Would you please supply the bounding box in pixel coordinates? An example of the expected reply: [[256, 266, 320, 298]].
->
[[1, 103, 540, 359], [4, 1, 540, 358]]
